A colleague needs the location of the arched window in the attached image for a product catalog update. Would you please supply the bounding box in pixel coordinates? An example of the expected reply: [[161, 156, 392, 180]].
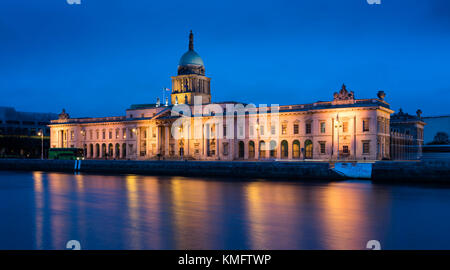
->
[[101, 143, 106, 158], [270, 140, 277, 158], [89, 144, 93, 158], [238, 141, 245, 158], [95, 144, 100, 158], [108, 143, 113, 158], [122, 143, 127, 158], [115, 143, 120, 158], [259, 141, 266, 158], [248, 141, 255, 159], [281, 140, 288, 159], [305, 140, 313, 159], [292, 140, 300, 159]]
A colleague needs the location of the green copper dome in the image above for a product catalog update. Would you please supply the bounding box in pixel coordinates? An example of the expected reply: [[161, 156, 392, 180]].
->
[[179, 50, 204, 66], [177, 31, 206, 76]]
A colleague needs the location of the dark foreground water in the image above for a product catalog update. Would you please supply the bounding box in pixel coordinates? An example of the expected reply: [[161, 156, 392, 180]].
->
[[1, 171, 450, 250]]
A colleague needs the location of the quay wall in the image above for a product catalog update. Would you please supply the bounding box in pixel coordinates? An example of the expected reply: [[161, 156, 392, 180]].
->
[[0, 159, 449, 182], [0, 159, 341, 180], [372, 160, 450, 183]]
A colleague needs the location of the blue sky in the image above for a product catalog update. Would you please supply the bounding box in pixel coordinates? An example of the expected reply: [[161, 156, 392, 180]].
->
[[0, 0, 449, 117]]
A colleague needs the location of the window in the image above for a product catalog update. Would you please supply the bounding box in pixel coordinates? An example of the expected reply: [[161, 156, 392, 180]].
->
[[293, 123, 299, 134], [271, 125, 276, 135], [123, 128, 127, 139], [109, 131, 112, 139], [239, 125, 244, 137], [71, 131, 74, 140], [260, 126, 264, 136], [223, 125, 227, 138], [363, 119, 370, 132], [249, 125, 254, 137], [305, 123, 312, 134], [116, 129, 119, 139], [281, 123, 287, 135], [130, 130, 134, 139], [363, 141, 370, 154], [96, 130, 99, 139], [342, 122, 348, 133], [102, 130, 106, 140], [223, 142, 229, 155], [152, 127, 156, 138], [320, 122, 326, 133], [89, 130, 93, 140], [319, 142, 326, 154], [343, 145, 349, 154]]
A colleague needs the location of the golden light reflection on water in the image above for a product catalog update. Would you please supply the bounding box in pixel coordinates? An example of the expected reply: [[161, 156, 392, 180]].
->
[[33, 171, 44, 249], [29, 171, 389, 250], [245, 182, 305, 249], [170, 178, 221, 250], [318, 183, 372, 250]]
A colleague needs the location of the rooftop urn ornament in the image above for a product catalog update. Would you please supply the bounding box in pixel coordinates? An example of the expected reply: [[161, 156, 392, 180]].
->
[[175, 96, 179, 105], [156, 97, 160, 107], [416, 109, 423, 118], [58, 108, 70, 120], [165, 97, 169, 106], [377, 90, 386, 100]]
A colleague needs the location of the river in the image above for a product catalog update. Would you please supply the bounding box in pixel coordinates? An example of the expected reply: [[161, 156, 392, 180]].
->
[[1, 170, 450, 250]]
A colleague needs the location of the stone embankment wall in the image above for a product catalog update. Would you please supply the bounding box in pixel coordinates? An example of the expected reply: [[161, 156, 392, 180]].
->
[[0, 159, 341, 180]]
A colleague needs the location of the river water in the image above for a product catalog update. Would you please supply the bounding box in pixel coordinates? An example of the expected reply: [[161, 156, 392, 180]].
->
[[1, 170, 450, 250]]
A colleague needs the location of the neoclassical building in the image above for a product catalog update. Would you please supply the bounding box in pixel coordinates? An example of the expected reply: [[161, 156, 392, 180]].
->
[[49, 31, 395, 161]]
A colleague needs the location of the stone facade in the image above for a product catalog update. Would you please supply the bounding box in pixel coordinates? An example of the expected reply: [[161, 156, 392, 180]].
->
[[49, 32, 396, 161]]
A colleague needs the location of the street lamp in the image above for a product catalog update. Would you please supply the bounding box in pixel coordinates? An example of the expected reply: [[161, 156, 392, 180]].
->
[[37, 129, 43, 160], [334, 114, 342, 161]]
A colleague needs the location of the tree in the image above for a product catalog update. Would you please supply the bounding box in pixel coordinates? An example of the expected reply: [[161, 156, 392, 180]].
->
[[430, 132, 449, 145]]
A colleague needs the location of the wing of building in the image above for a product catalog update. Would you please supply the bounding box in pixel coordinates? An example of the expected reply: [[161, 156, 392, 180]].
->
[[49, 31, 412, 161]]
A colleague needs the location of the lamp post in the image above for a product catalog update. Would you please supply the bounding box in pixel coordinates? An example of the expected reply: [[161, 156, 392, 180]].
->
[[334, 114, 342, 161], [37, 129, 44, 159]]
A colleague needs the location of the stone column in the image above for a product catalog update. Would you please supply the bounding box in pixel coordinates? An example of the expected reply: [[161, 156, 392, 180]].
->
[[165, 126, 170, 157]]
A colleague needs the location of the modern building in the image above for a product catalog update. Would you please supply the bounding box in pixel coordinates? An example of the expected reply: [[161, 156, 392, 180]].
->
[[50, 32, 401, 161], [0, 107, 58, 158]]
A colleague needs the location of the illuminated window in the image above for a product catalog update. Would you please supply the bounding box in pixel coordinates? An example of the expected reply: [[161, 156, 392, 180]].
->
[[70, 131, 74, 140], [123, 128, 126, 139], [320, 122, 326, 133], [342, 122, 348, 133], [281, 123, 287, 135]]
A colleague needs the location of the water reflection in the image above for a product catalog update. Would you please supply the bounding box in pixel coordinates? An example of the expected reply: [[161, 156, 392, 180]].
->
[[0, 171, 446, 249]]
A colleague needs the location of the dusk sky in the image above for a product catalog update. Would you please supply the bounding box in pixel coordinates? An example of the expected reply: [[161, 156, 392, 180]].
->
[[1, 0, 449, 117]]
